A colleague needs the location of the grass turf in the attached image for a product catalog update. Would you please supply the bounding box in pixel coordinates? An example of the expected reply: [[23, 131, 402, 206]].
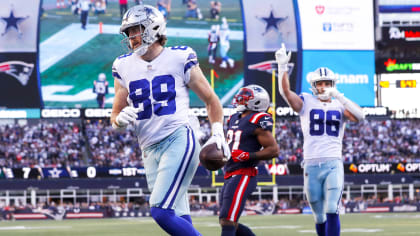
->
[[0, 213, 419, 236]]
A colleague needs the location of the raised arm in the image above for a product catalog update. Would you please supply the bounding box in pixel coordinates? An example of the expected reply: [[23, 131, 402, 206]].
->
[[275, 44, 303, 113]]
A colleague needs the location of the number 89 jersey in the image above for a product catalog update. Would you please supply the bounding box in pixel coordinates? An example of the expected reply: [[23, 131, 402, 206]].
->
[[112, 46, 198, 149], [299, 93, 346, 160]]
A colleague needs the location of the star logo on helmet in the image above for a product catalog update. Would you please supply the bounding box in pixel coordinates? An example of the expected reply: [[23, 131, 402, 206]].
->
[[144, 6, 156, 17]]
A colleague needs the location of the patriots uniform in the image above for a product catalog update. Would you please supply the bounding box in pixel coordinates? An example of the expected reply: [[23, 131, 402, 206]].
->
[[112, 46, 198, 149], [93, 80, 109, 108], [219, 111, 273, 222], [224, 111, 273, 175]]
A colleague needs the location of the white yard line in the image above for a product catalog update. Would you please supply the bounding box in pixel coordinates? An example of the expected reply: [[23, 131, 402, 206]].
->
[[40, 23, 99, 72]]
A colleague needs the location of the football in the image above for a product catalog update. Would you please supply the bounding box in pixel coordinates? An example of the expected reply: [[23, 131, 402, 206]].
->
[[199, 143, 227, 171]]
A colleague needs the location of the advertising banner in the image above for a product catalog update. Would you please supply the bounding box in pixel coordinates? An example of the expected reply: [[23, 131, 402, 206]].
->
[[242, 0, 299, 106], [298, 0, 374, 50], [241, 0, 298, 52], [0, 0, 42, 108], [301, 50, 375, 106], [381, 26, 420, 44], [377, 58, 420, 74]]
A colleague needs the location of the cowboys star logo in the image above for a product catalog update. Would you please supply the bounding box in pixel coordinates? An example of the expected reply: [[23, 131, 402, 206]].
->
[[1, 6, 29, 38], [257, 9, 288, 36], [0, 61, 34, 86]]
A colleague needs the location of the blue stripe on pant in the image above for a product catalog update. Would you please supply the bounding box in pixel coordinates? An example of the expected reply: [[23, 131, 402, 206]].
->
[[303, 159, 344, 224], [161, 127, 196, 209], [143, 126, 200, 216]]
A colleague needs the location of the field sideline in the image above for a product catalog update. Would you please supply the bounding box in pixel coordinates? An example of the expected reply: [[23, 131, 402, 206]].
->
[[0, 213, 419, 235]]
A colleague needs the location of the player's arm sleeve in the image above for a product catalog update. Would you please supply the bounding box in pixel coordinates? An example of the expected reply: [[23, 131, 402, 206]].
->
[[112, 58, 127, 89], [297, 93, 307, 116], [182, 47, 199, 84], [249, 113, 273, 132]]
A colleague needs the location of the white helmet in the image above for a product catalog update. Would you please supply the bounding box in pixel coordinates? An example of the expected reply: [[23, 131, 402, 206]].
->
[[221, 17, 228, 30], [98, 73, 106, 81], [307, 67, 337, 100], [233, 84, 270, 112], [120, 5, 167, 56]]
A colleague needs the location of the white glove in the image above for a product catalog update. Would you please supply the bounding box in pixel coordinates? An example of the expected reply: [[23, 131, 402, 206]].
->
[[275, 43, 291, 72], [113, 106, 140, 129], [203, 122, 231, 160], [323, 87, 341, 99]]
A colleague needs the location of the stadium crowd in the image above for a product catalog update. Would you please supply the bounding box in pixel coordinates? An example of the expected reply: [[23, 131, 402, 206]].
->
[[0, 121, 85, 168], [0, 118, 419, 168]]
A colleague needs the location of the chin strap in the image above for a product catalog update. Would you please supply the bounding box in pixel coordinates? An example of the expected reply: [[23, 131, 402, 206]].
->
[[335, 94, 365, 121]]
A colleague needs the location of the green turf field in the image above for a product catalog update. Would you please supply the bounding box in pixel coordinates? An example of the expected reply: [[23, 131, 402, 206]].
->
[[0, 213, 419, 235]]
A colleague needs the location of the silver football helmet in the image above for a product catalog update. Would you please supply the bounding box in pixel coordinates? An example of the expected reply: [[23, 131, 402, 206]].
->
[[120, 5, 167, 56], [233, 84, 270, 112], [98, 73, 106, 81], [307, 67, 337, 100]]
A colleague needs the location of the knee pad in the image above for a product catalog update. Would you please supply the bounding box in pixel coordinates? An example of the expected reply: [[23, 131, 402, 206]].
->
[[309, 201, 326, 224], [313, 212, 326, 224]]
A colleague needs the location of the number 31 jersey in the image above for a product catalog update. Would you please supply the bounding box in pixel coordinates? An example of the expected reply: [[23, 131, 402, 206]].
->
[[112, 46, 198, 149], [299, 93, 346, 160]]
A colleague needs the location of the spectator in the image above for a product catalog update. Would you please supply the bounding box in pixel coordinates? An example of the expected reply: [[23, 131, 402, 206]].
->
[[157, 0, 171, 20], [71, 0, 79, 15], [210, 1, 221, 20], [57, 0, 66, 8], [185, 0, 202, 19], [94, 0, 106, 15], [77, 0, 91, 30], [119, 0, 128, 19]]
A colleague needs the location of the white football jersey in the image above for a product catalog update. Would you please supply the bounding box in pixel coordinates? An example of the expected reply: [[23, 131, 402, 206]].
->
[[112, 46, 198, 149], [298, 93, 346, 160], [219, 28, 230, 47]]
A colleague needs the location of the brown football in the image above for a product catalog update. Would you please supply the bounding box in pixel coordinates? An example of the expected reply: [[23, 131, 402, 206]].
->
[[199, 143, 227, 171]]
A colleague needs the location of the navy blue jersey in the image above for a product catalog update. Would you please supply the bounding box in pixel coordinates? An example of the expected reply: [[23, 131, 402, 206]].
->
[[224, 112, 273, 173]]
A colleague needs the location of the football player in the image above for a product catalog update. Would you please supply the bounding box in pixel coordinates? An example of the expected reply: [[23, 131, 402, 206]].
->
[[110, 5, 230, 236], [219, 17, 234, 69], [208, 25, 219, 64], [219, 84, 280, 236], [275, 44, 364, 236], [93, 73, 109, 108]]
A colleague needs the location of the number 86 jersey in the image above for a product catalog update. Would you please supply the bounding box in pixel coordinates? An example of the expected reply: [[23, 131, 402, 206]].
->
[[112, 46, 198, 149], [298, 93, 346, 160]]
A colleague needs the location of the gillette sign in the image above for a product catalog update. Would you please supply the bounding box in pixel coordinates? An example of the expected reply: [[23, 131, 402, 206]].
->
[[382, 27, 420, 44]]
